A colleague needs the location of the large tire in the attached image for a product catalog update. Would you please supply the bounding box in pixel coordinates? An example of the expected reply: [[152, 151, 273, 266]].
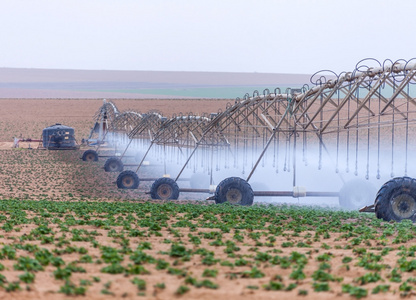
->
[[375, 177, 416, 222], [339, 179, 377, 210], [190, 173, 210, 189], [117, 170, 139, 189], [215, 177, 254, 206], [104, 157, 124, 172], [150, 178, 180, 200], [82, 150, 98, 162]]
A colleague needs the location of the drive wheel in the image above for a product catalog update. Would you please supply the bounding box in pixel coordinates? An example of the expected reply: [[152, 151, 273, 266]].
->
[[117, 170, 139, 189], [82, 150, 98, 162], [375, 177, 416, 222], [150, 178, 179, 200], [104, 157, 124, 172], [215, 177, 253, 206]]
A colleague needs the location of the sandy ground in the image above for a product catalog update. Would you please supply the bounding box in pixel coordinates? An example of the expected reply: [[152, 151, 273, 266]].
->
[[0, 98, 232, 203], [0, 212, 406, 300], [0, 98, 231, 142]]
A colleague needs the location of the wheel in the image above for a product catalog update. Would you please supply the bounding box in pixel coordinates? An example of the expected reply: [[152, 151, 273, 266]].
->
[[150, 178, 180, 200], [190, 173, 210, 189], [104, 157, 124, 172], [215, 177, 254, 206], [338, 179, 377, 210], [82, 150, 98, 162], [375, 177, 416, 222], [117, 170, 139, 189]]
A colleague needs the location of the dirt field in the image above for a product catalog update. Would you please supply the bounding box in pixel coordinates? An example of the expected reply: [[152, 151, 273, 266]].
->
[[0, 98, 411, 299], [0, 98, 231, 141], [0, 98, 231, 202]]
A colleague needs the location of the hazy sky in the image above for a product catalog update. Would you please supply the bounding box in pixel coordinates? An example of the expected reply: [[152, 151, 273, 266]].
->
[[0, 0, 414, 74]]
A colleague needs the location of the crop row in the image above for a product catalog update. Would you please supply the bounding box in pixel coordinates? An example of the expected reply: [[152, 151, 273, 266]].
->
[[0, 200, 413, 298]]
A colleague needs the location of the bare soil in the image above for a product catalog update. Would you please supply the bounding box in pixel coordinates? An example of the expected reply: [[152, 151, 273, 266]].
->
[[0, 98, 231, 202]]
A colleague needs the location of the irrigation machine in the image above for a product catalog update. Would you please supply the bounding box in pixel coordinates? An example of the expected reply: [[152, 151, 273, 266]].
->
[[91, 59, 416, 223], [82, 99, 144, 165]]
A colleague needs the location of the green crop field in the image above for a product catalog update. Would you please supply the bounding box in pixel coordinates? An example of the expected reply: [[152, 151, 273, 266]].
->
[[0, 199, 413, 299]]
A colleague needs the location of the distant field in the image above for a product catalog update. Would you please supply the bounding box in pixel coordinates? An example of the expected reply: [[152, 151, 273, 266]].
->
[[88, 85, 298, 99], [0, 82, 297, 99], [0, 68, 310, 99]]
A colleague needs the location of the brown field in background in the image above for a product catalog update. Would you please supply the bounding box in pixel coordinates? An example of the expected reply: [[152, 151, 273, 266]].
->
[[0, 98, 231, 141], [0, 96, 231, 206], [0, 98, 230, 202]]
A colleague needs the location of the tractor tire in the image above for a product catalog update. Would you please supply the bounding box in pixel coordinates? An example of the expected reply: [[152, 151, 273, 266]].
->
[[215, 177, 254, 206], [375, 177, 416, 222], [190, 173, 210, 189], [338, 179, 376, 210], [117, 170, 139, 189], [150, 178, 180, 200], [104, 157, 124, 172], [82, 150, 98, 162]]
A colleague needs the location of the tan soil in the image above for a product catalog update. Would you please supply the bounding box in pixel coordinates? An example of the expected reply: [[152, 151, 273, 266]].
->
[[0, 98, 231, 141], [0, 216, 407, 300]]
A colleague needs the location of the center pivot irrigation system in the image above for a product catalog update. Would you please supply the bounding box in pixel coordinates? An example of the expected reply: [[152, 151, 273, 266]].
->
[[83, 58, 416, 222]]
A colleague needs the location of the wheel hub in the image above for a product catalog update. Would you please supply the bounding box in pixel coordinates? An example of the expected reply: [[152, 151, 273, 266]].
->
[[110, 162, 118, 171], [158, 184, 173, 200], [86, 154, 94, 161], [391, 194, 416, 219], [226, 188, 242, 204], [122, 176, 134, 188]]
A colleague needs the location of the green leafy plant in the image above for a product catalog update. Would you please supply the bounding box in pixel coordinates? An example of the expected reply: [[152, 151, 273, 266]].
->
[[131, 277, 146, 291], [154, 282, 166, 289], [5, 282, 21, 292], [372, 284, 390, 294], [342, 284, 368, 299], [313, 282, 330, 292], [175, 285, 190, 295], [202, 269, 218, 278], [241, 267, 264, 278], [101, 263, 125, 274], [59, 280, 86, 296], [14, 257, 44, 272], [18, 272, 35, 284], [263, 281, 285, 291], [354, 272, 381, 285]]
